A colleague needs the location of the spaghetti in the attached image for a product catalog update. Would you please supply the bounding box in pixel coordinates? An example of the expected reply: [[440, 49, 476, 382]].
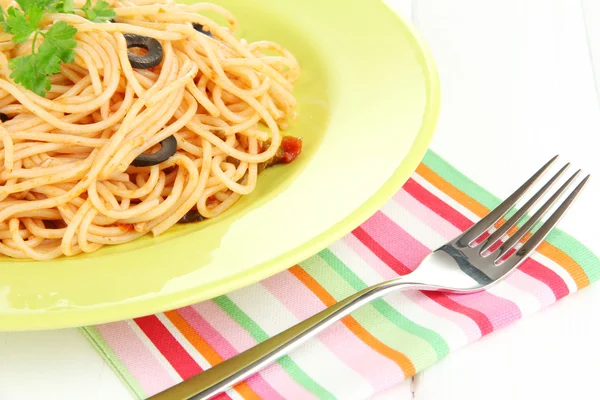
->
[[0, 0, 301, 259]]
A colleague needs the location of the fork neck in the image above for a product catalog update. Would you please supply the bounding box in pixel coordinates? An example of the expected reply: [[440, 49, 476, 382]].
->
[[401, 249, 489, 293]]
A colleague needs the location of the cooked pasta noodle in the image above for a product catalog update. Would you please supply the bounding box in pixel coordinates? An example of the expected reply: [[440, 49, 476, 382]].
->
[[0, 0, 301, 260]]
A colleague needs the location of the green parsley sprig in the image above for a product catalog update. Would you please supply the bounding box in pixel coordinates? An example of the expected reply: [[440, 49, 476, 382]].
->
[[0, 0, 115, 97]]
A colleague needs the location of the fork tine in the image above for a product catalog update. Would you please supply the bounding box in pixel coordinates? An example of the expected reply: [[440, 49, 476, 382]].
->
[[494, 170, 583, 262], [508, 175, 590, 263], [459, 155, 558, 246], [480, 163, 570, 254]]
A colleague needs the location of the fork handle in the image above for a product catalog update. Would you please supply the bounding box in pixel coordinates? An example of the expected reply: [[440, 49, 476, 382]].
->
[[148, 279, 417, 400]]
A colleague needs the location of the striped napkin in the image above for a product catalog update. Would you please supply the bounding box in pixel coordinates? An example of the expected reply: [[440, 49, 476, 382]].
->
[[82, 151, 599, 399]]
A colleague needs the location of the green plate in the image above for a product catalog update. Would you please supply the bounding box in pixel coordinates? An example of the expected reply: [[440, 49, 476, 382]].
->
[[0, 0, 439, 330]]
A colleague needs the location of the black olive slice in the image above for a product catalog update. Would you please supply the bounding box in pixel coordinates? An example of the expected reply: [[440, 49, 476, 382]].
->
[[178, 209, 206, 224], [124, 34, 163, 69], [0, 113, 8, 122], [131, 135, 177, 167], [192, 23, 213, 38]]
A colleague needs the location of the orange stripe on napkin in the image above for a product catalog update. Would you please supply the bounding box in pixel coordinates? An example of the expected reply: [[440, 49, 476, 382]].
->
[[289, 265, 417, 378], [164, 310, 261, 400]]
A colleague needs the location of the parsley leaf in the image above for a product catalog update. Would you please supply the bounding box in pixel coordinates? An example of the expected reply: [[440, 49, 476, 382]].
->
[[8, 21, 77, 97], [42, 21, 77, 63], [17, 0, 57, 13], [5, 6, 34, 43], [81, 0, 115, 23], [5, 15, 75, 97], [47, 0, 75, 14], [6, 1, 53, 42], [37, 45, 64, 76], [2, 0, 114, 96], [15, 0, 35, 13], [8, 54, 52, 96], [26, 3, 45, 28]]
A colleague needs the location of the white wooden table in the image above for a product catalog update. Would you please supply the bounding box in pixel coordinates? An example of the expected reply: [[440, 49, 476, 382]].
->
[[1, 1, 600, 399]]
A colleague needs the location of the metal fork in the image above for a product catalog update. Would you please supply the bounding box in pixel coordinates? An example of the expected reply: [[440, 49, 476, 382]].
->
[[150, 156, 589, 400]]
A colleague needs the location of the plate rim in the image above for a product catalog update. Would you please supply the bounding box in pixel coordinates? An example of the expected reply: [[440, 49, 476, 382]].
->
[[1, 8, 440, 331]]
